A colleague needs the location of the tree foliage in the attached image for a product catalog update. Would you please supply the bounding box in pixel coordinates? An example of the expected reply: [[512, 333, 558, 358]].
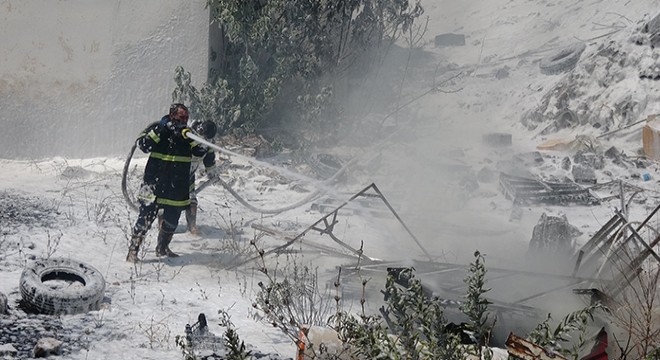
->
[[460, 251, 494, 359], [174, 0, 423, 144], [528, 304, 604, 360], [334, 268, 469, 360]]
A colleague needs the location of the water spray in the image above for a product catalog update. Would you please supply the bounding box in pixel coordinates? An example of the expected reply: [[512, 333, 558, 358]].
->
[[186, 131, 347, 197]]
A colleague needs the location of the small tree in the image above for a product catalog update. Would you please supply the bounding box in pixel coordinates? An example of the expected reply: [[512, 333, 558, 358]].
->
[[251, 258, 336, 345], [460, 251, 494, 360], [174, 0, 424, 144], [334, 268, 467, 360], [606, 250, 660, 359], [224, 327, 252, 360], [528, 304, 605, 360]]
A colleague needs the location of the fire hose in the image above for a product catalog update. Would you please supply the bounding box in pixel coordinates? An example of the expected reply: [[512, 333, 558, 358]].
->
[[121, 142, 140, 211], [121, 131, 353, 215]]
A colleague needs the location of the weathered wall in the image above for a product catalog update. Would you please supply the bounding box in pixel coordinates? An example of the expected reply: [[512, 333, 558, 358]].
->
[[0, 0, 209, 158]]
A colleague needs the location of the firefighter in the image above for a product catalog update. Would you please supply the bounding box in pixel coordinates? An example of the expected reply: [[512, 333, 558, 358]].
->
[[186, 119, 222, 235], [126, 103, 208, 262]]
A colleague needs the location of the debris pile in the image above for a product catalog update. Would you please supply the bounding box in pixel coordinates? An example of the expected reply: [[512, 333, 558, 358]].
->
[[521, 16, 660, 136], [0, 312, 76, 358], [0, 190, 59, 235], [528, 213, 581, 257], [499, 173, 599, 206]]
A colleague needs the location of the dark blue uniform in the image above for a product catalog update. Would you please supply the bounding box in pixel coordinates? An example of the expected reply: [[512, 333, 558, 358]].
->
[[132, 116, 208, 235]]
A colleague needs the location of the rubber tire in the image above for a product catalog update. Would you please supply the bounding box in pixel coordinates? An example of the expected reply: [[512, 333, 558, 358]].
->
[[539, 43, 586, 75], [20, 258, 106, 315]]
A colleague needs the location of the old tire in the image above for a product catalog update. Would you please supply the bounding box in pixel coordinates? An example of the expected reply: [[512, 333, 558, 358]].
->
[[20, 258, 105, 315], [539, 43, 586, 75]]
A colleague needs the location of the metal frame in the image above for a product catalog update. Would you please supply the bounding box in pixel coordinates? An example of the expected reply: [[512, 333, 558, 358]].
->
[[230, 179, 660, 321], [229, 183, 433, 269], [499, 173, 599, 206]]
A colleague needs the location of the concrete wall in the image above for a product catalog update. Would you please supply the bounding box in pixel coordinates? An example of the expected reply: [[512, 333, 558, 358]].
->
[[0, 0, 209, 158]]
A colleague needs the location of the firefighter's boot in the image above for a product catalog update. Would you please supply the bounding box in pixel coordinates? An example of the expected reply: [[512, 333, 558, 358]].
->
[[186, 203, 198, 235], [155, 230, 179, 258], [126, 234, 145, 262]]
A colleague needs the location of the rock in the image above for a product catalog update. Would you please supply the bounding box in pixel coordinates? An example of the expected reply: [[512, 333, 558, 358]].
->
[[0, 344, 17, 357], [634, 159, 650, 168], [604, 146, 622, 162], [477, 167, 495, 183], [561, 156, 572, 171], [59, 166, 94, 180], [520, 109, 544, 130], [447, 148, 465, 158], [643, 12, 660, 47], [233, 147, 256, 157], [296, 325, 363, 359], [0, 292, 7, 315], [514, 151, 544, 166], [643, 13, 660, 34], [460, 173, 480, 193], [309, 153, 346, 182], [572, 164, 597, 184], [509, 206, 523, 222], [528, 213, 580, 256], [495, 67, 510, 79], [482, 132, 512, 147], [574, 150, 605, 170], [33, 337, 62, 358], [253, 141, 274, 159], [496, 160, 532, 178], [434, 33, 466, 47], [220, 134, 275, 158]]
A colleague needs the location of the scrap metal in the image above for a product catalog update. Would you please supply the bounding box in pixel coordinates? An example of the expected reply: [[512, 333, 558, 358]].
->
[[229, 183, 433, 269], [571, 213, 626, 277], [250, 223, 361, 261], [310, 195, 392, 218], [572, 202, 660, 302], [573, 203, 660, 279], [499, 173, 599, 206]]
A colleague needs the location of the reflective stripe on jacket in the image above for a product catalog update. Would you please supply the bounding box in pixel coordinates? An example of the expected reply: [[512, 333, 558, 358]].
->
[[135, 116, 207, 208]]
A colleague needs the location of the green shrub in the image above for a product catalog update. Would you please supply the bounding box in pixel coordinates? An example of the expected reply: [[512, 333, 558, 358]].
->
[[460, 251, 494, 360], [334, 267, 469, 360], [528, 304, 605, 360], [174, 0, 423, 144]]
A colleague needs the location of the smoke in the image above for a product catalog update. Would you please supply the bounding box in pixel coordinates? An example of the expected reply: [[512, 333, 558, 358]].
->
[[2, 0, 608, 343], [304, 3, 601, 342]]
